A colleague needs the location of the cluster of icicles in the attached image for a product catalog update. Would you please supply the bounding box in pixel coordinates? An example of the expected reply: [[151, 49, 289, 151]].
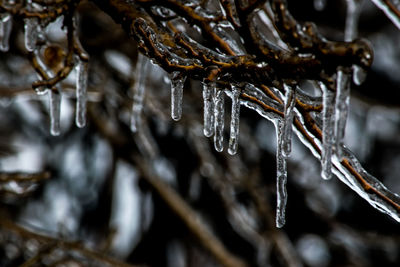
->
[[0, 4, 88, 136], [130, 52, 366, 227]]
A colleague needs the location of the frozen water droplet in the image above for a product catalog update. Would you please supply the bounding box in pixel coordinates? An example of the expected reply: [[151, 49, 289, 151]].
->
[[203, 79, 215, 137], [75, 59, 88, 128], [170, 71, 186, 121], [275, 119, 288, 228], [334, 69, 350, 159], [281, 84, 296, 158], [131, 53, 150, 132], [321, 83, 335, 180], [314, 0, 327, 11], [228, 85, 241, 155], [214, 88, 225, 152], [352, 64, 366, 85], [0, 13, 12, 52], [49, 89, 61, 136], [24, 17, 39, 52]]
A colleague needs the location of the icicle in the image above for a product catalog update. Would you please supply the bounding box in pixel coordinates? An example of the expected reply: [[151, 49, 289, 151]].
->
[[371, 0, 400, 31], [0, 13, 12, 52], [49, 89, 61, 136], [314, 0, 327, 11], [203, 79, 215, 137], [334, 69, 350, 159], [345, 0, 363, 42], [228, 85, 241, 155], [321, 82, 335, 180], [352, 64, 367, 85], [275, 119, 288, 228], [24, 17, 39, 52], [214, 88, 225, 152], [130, 53, 150, 132], [75, 58, 88, 128], [281, 84, 296, 158], [170, 71, 186, 121]]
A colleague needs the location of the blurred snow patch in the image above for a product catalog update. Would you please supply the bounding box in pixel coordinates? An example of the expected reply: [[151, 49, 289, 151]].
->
[[296, 234, 330, 267]]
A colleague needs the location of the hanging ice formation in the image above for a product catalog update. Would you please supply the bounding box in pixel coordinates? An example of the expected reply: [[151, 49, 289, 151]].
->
[[0, 13, 12, 52], [281, 84, 296, 158], [75, 58, 89, 128], [49, 89, 61, 136], [202, 79, 216, 137], [214, 88, 225, 152], [321, 82, 335, 180], [345, 0, 363, 42], [275, 119, 288, 228], [334, 69, 350, 159], [228, 85, 241, 155], [130, 53, 150, 132], [170, 71, 186, 121], [24, 17, 39, 52]]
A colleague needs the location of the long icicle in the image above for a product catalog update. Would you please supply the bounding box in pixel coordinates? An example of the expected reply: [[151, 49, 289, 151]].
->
[[49, 89, 61, 136], [334, 69, 351, 160], [228, 85, 241, 155], [203, 79, 216, 137], [0, 13, 12, 52], [281, 84, 296, 158], [275, 119, 288, 228], [321, 82, 336, 180], [75, 58, 89, 128], [214, 88, 225, 152], [130, 53, 150, 132], [170, 71, 186, 121]]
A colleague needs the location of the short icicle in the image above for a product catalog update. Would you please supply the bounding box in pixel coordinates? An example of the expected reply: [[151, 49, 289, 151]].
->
[[214, 88, 225, 152], [24, 17, 39, 52], [130, 53, 150, 132], [334, 69, 351, 159], [75, 58, 89, 128], [275, 119, 288, 228], [0, 13, 12, 52], [49, 89, 61, 136], [281, 84, 296, 158], [170, 71, 186, 121], [202, 79, 216, 137], [228, 85, 241, 155], [321, 82, 335, 180]]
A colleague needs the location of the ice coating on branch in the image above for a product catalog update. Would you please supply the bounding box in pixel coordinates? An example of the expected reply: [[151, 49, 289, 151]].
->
[[314, 0, 327, 11], [345, 0, 363, 41], [49, 89, 61, 136], [214, 89, 225, 152], [0, 13, 12, 52], [131, 54, 150, 132], [24, 17, 39, 52], [228, 85, 241, 155], [334, 69, 350, 159], [321, 82, 335, 180], [75, 58, 88, 128], [170, 71, 186, 121], [281, 84, 296, 158], [352, 64, 367, 85], [203, 79, 216, 137], [274, 119, 288, 228], [371, 0, 400, 30]]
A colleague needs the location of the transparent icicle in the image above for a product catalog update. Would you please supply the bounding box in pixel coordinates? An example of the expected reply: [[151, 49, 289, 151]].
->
[[352, 64, 367, 85], [203, 79, 216, 137], [49, 89, 61, 136], [371, 0, 400, 30], [314, 0, 327, 11], [214, 88, 225, 152], [130, 53, 150, 132], [345, 0, 363, 42], [0, 13, 12, 52], [275, 119, 288, 228], [228, 85, 241, 155], [24, 17, 39, 52], [334, 69, 351, 159], [281, 84, 296, 158], [321, 82, 336, 180], [75, 59, 88, 128], [170, 71, 186, 121]]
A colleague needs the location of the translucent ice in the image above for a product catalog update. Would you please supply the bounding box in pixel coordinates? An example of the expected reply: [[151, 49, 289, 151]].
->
[[203, 79, 216, 137], [228, 85, 241, 155], [170, 71, 186, 121], [214, 89, 225, 152], [75, 59, 88, 128], [0, 13, 12, 52], [321, 82, 335, 180]]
